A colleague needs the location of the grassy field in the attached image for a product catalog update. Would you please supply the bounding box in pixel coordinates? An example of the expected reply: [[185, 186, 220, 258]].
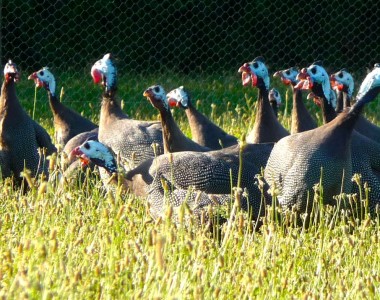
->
[[1, 72, 380, 299]]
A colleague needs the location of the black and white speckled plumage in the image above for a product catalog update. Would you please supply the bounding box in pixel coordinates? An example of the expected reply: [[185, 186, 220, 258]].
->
[[91, 54, 164, 169], [274, 67, 317, 134], [265, 63, 380, 213], [239, 57, 289, 143], [166, 86, 238, 150], [0, 61, 56, 185], [29, 67, 98, 147], [144, 85, 210, 153]]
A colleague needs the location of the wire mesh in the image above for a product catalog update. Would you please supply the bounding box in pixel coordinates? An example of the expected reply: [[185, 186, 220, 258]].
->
[[1, 0, 380, 114]]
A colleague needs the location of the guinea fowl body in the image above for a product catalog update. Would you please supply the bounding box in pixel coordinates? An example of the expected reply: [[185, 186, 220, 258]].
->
[[0, 61, 56, 184], [92, 54, 163, 169], [144, 85, 210, 153], [239, 57, 289, 143], [265, 63, 380, 213], [166, 86, 238, 150], [29, 68, 98, 147]]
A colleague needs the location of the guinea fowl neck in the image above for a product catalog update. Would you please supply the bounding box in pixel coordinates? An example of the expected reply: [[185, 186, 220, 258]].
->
[[255, 87, 278, 126], [291, 87, 316, 133], [185, 101, 209, 129], [48, 91, 65, 115], [0, 80, 22, 113], [100, 92, 127, 125], [270, 101, 278, 118], [336, 90, 351, 113], [159, 107, 187, 153], [321, 96, 337, 124]]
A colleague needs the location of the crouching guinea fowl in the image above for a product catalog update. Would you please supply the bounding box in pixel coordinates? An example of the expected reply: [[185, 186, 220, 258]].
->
[[265, 63, 380, 214], [91, 53, 163, 169], [165, 86, 238, 150], [238, 57, 289, 143], [71, 139, 273, 225], [0, 60, 56, 185], [143, 84, 210, 153], [28, 67, 98, 147]]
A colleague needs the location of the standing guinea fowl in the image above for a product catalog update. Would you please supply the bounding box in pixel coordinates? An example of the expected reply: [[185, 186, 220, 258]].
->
[[91, 53, 163, 169], [28, 67, 98, 147], [265, 63, 380, 213], [238, 57, 289, 143], [273, 67, 317, 134], [0, 61, 56, 185], [165, 86, 238, 150], [331, 68, 380, 142], [71, 140, 273, 224], [143, 85, 210, 153]]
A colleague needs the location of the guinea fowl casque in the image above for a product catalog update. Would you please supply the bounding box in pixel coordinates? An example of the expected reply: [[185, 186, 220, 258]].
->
[[165, 86, 238, 150], [265, 63, 380, 214], [0, 60, 56, 185], [91, 53, 163, 169], [238, 57, 289, 143], [143, 85, 210, 153], [273, 67, 317, 134], [331, 68, 380, 142], [28, 67, 98, 147]]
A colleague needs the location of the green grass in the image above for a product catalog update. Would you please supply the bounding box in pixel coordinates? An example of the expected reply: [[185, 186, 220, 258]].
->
[[2, 73, 380, 299]]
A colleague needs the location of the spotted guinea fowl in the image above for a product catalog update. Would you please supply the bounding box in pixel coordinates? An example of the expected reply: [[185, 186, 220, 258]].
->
[[265, 63, 380, 214], [71, 139, 273, 223], [143, 85, 210, 153], [28, 67, 98, 147], [238, 57, 289, 143], [91, 53, 163, 169], [273, 67, 317, 134], [331, 68, 380, 142], [165, 86, 238, 150], [0, 60, 56, 185]]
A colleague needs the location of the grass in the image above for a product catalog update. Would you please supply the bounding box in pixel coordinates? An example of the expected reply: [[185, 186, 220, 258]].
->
[[1, 72, 380, 299]]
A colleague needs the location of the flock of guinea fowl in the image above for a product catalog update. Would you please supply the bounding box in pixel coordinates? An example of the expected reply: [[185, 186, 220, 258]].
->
[[1, 53, 380, 227]]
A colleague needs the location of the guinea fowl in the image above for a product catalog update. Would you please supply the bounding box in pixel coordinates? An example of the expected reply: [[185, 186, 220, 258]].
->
[[0, 60, 56, 185], [331, 68, 380, 142], [71, 140, 273, 223], [28, 67, 98, 147], [238, 57, 289, 143], [265, 63, 380, 214], [273, 67, 317, 134], [143, 85, 210, 153], [268, 88, 282, 118], [165, 86, 238, 150], [91, 53, 163, 169]]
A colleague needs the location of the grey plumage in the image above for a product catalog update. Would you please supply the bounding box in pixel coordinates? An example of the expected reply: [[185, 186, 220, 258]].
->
[[0, 61, 56, 185]]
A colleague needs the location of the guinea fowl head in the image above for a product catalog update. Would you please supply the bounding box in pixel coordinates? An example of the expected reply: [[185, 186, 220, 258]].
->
[[330, 69, 354, 98], [70, 140, 117, 173], [273, 67, 299, 86], [28, 67, 56, 96], [143, 85, 169, 111], [296, 62, 336, 109], [91, 53, 117, 94], [166, 86, 190, 109], [353, 63, 380, 107], [4, 60, 20, 83], [238, 56, 270, 90], [269, 88, 281, 106]]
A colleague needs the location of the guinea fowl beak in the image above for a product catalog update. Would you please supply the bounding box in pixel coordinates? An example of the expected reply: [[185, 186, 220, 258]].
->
[[69, 147, 90, 167], [273, 70, 291, 85], [28, 73, 37, 80], [294, 69, 311, 90], [238, 64, 257, 87], [28, 72, 44, 88]]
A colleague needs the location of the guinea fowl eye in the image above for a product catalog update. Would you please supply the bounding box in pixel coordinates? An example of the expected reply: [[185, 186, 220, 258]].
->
[[154, 86, 160, 93], [39, 71, 44, 76], [311, 67, 317, 75], [83, 143, 90, 150], [285, 70, 291, 75], [253, 62, 258, 69], [338, 72, 343, 78]]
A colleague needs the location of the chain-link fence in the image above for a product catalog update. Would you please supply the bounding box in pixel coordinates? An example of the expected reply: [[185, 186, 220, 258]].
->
[[1, 0, 380, 114]]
